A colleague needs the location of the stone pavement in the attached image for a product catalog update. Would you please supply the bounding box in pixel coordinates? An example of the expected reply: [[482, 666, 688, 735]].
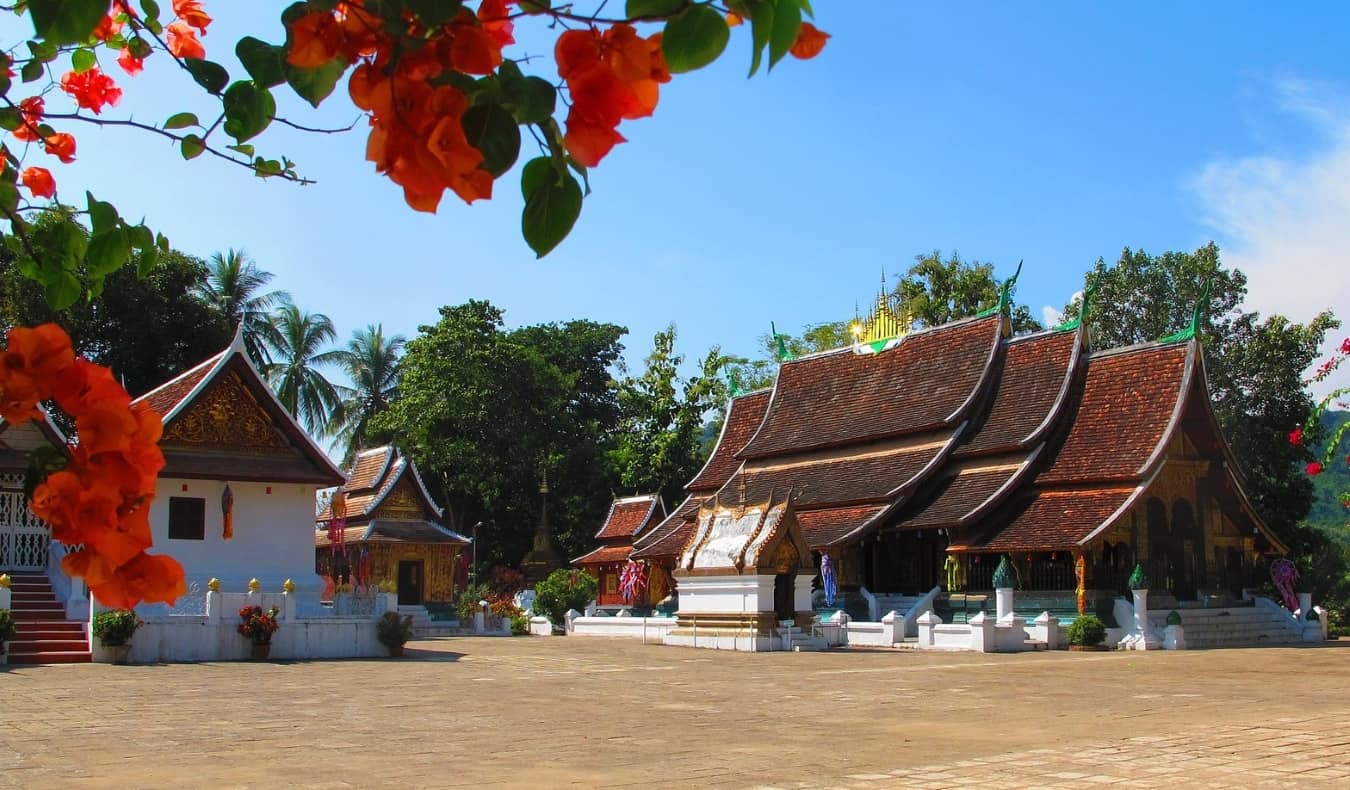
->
[[1, 637, 1347, 788]]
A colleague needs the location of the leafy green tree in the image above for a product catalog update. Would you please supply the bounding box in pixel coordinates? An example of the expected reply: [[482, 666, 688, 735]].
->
[[611, 326, 729, 506], [327, 324, 406, 464], [198, 249, 289, 368], [1077, 244, 1342, 616], [264, 300, 342, 435], [0, 212, 232, 399], [898, 251, 1042, 333]]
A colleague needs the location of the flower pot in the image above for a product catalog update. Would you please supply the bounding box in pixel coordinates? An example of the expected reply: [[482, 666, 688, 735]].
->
[[388, 644, 405, 658], [250, 642, 272, 661], [106, 643, 132, 664]]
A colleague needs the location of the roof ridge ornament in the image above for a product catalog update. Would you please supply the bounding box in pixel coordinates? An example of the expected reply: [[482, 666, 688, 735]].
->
[[771, 321, 795, 362], [1159, 278, 1212, 343], [852, 278, 911, 355], [726, 368, 743, 398], [975, 259, 1023, 320], [1054, 270, 1099, 332]]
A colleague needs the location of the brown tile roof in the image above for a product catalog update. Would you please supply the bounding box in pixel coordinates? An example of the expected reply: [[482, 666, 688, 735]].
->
[[687, 390, 771, 491], [739, 316, 1001, 459], [573, 545, 636, 566], [631, 517, 697, 561], [731, 434, 953, 508], [900, 456, 1033, 529], [630, 495, 703, 560], [797, 505, 887, 548], [347, 447, 394, 493], [315, 520, 468, 547], [955, 329, 1078, 457], [1037, 342, 1190, 485], [595, 494, 664, 540], [954, 487, 1138, 553], [132, 349, 226, 417], [317, 446, 444, 523], [315, 525, 369, 547]]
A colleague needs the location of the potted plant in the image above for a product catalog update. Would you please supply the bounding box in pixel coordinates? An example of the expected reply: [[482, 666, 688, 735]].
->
[[1066, 613, 1107, 651], [0, 608, 15, 665], [237, 605, 280, 660], [92, 608, 142, 664], [376, 611, 414, 657]]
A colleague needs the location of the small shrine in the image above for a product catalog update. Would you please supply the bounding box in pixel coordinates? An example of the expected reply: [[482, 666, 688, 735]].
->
[[315, 446, 469, 606], [572, 494, 666, 611], [663, 494, 815, 651], [520, 471, 563, 585]]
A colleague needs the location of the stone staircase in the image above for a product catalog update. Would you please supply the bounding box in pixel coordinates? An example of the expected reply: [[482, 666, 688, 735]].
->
[[4, 572, 90, 664], [1147, 606, 1304, 649], [774, 625, 829, 652], [872, 593, 927, 621], [403, 604, 461, 637]]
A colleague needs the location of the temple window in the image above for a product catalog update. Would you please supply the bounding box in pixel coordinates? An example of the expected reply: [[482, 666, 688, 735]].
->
[[168, 497, 206, 540]]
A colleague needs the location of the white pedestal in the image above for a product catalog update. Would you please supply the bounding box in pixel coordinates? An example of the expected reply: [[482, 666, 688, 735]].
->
[[995, 587, 1014, 622]]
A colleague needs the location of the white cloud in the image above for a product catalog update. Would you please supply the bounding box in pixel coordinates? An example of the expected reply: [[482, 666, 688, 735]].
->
[[1190, 78, 1350, 398], [1041, 305, 1062, 328]]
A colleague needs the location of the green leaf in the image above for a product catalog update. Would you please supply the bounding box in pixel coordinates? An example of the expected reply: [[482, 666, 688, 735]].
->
[[21, 61, 44, 83], [768, 0, 802, 71], [127, 223, 154, 252], [136, 245, 160, 278], [505, 76, 556, 125], [747, 0, 774, 77], [285, 58, 346, 108], [0, 179, 19, 215], [0, 108, 22, 132], [27, 40, 58, 64], [156, 232, 170, 252], [184, 58, 229, 95], [86, 192, 120, 235], [28, 0, 106, 46], [86, 226, 132, 277], [44, 271, 81, 311], [461, 103, 521, 177], [180, 134, 205, 160], [127, 36, 152, 59], [236, 37, 286, 88], [519, 0, 552, 12], [228, 143, 256, 157], [71, 48, 96, 73], [626, 0, 685, 17], [662, 5, 730, 74], [222, 81, 276, 143], [406, 0, 457, 28], [521, 157, 582, 258], [163, 111, 199, 130]]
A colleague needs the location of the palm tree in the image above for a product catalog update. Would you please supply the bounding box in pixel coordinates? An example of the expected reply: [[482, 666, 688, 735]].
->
[[198, 248, 289, 367], [328, 324, 407, 462], [265, 299, 343, 434]]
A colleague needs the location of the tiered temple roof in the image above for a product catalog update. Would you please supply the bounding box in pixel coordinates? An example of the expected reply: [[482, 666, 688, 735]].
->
[[574, 493, 665, 566], [635, 293, 1281, 561], [315, 445, 468, 547]]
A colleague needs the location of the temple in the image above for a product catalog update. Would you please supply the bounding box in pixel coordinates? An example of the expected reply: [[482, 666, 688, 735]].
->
[[315, 446, 470, 608], [572, 493, 665, 610], [635, 277, 1287, 629]]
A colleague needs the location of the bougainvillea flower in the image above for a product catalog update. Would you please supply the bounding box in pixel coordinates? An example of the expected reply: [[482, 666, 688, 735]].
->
[[11, 96, 45, 142], [43, 132, 76, 163], [52, 357, 133, 416], [447, 13, 504, 75], [166, 21, 206, 59], [1307, 461, 1323, 476], [1342, 337, 1350, 354], [564, 119, 626, 168], [287, 10, 343, 67], [20, 166, 55, 198], [61, 67, 123, 114], [172, 0, 213, 35], [790, 22, 830, 60], [1289, 426, 1303, 446], [117, 47, 145, 76], [478, 0, 515, 48]]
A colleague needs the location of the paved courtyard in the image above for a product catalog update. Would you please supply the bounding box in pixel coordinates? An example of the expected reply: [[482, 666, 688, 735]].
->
[[1, 637, 1347, 788]]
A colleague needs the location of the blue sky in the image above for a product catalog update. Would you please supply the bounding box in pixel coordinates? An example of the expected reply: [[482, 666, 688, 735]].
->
[[10, 3, 1350, 384]]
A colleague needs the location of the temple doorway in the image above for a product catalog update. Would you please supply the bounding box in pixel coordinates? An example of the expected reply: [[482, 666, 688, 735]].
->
[[773, 573, 794, 621], [397, 560, 424, 605]]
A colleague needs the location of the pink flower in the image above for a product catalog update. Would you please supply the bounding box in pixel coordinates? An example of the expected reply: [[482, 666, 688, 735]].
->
[[1342, 337, 1350, 355], [1307, 461, 1323, 477], [1289, 426, 1303, 446]]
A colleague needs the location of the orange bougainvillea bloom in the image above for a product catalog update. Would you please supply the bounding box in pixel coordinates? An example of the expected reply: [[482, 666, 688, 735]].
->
[[93, 13, 125, 41], [172, 0, 213, 35], [117, 47, 146, 76], [556, 24, 670, 166], [166, 21, 206, 60], [12, 96, 44, 142], [478, 0, 515, 48], [286, 10, 343, 68], [20, 166, 55, 198], [0, 323, 74, 423], [43, 132, 77, 163], [789, 22, 830, 60], [60, 67, 123, 115]]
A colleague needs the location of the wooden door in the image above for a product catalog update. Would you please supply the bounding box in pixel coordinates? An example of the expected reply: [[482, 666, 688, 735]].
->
[[397, 560, 423, 605]]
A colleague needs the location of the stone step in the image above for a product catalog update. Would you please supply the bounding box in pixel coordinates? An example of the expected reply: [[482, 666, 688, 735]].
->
[[8, 638, 88, 652], [15, 628, 86, 641], [6, 650, 91, 665]]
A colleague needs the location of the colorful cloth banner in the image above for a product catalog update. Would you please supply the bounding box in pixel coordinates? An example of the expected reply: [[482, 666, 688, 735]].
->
[[619, 561, 647, 603], [821, 553, 837, 607]]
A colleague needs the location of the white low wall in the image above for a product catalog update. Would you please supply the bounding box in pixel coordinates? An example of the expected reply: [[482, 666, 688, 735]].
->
[[96, 590, 397, 662], [570, 616, 678, 641]]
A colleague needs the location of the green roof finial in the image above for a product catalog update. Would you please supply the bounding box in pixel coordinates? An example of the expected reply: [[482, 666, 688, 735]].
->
[[975, 260, 1023, 320], [1054, 272, 1099, 332], [991, 555, 1016, 589], [1159, 278, 1212, 343], [1128, 563, 1150, 590], [726, 368, 743, 398], [771, 321, 794, 362]]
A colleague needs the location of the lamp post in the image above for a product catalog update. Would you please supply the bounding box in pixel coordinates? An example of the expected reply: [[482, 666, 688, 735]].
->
[[471, 521, 483, 586]]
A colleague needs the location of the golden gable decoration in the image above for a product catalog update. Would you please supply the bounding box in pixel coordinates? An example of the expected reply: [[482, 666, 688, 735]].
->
[[164, 370, 287, 450]]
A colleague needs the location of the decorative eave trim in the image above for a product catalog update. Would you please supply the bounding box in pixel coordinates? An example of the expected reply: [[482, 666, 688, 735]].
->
[[1136, 340, 1198, 480], [943, 315, 1007, 425], [1075, 477, 1154, 549], [133, 348, 228, 423], [346, 446, 396, 495], [1022, 324, 1086, 448], [958, 444, 1046, 527], [403, 453, 446, 520]]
